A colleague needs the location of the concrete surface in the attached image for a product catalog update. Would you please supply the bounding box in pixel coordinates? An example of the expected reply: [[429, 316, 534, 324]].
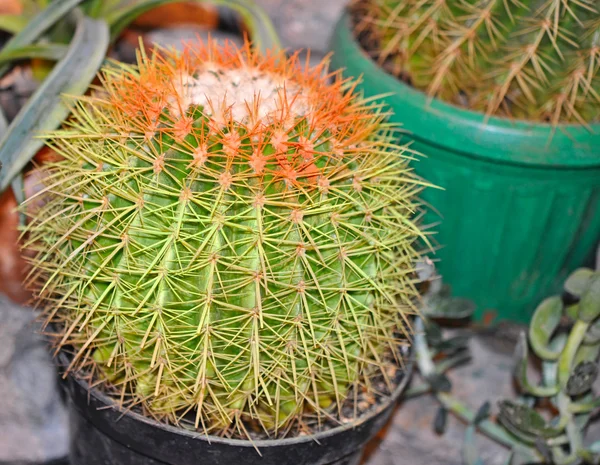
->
[[0, 297, 68, 463]]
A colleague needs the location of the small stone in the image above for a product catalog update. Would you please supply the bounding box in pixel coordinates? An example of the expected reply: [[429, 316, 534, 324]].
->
[[0, 297, 68, 462]]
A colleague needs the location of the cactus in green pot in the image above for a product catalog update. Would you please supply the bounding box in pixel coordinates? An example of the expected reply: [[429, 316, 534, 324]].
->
[[23, 39, 427, 434], [357, 0, 600, 123]]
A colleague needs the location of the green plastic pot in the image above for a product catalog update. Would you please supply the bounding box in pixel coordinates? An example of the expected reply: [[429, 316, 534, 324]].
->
[[329, 13, 600, 323]]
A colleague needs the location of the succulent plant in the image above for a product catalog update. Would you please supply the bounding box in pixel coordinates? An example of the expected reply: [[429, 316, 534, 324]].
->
[[413, 264, 600, 465], [355, 0, 600, 123], [23, 39, 427, 434], [495, 267, 600, 465]]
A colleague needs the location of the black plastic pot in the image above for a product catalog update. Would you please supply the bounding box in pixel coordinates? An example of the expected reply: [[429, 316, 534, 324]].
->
[[59, 351, 412, 465]]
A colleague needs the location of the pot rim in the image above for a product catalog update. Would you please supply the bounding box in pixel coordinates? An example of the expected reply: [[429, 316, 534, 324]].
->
[[58, 345, 413, 448], [331, 12, 600, 168]]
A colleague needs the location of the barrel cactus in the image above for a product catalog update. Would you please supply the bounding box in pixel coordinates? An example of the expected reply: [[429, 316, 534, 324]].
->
[[24, 40, 426, 434], [356, 0, 600, 123]]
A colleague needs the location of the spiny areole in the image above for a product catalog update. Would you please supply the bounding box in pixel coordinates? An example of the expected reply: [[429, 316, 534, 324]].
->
[[23, 39, 430, 437]]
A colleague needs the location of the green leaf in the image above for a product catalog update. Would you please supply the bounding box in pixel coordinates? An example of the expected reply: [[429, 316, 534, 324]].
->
[[11, 172, 26, 226], [558, 319, 593, 389], [0, 43, 69, 65], [435, 350, 471, 374], [434, 406, 447, 434], [513, 332, 559, 397], [574, 341, 600, 367], [0, 15, 29, 34], [436, 392, 533, 450], [566, 361, 598, 396], [498, 400, 563, 440], [564, 303, 579, 321], [106, 0, 280, 54], [403, 382, 431, 398], [105, 0, 175, 38], [564, 268, 594, 298], [569, 394, 600, 413], [540, 334, 567, 406], [436, 334, 470, 354], [0, 0, 85, 78], [584, 317, 600, 344], [576, 448, 600, 465], [0, 107, 5, 173], [82, 0, 105, 18], [463, 423, 483, 465], [218, 0, 280, 54], [0, 107, 6, 136], [0, 105, 22, 223], [414, 316, 436, 377], [424, 320, 443, 346], [427, 372, 452, 393], [424, 295, 476, 320], [529, 296, 563, 361], [579, 273, 600, 322], [0, 14, 109, 193], [473, 401, 491, 425]]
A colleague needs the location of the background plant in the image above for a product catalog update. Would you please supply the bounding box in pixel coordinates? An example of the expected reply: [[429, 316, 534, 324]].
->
[[355, 0, 600, 124], [413, 261, 600, 465]]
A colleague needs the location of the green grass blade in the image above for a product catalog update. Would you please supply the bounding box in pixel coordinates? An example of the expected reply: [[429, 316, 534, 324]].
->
[[0, 43, 69, 65], [106, 0, 177, 39], [106, 0, 280, 53], [0, 15, 29, 34], [0, 0, 85, 78], [82, 0, 105, 18], [0, 107, 20, 222], [22, 0, 50, 9], [0, 14, 109, 193], [0, 104, 6, 184], [0, 107, 6, 136], [216, 0, 280, 53], [11, 172, 26, 226], [463, 423, 484, 465]]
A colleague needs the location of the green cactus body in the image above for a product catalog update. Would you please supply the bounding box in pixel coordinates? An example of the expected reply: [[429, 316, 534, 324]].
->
[[25, 41, 426, 433], [359, 0, 600, 123]]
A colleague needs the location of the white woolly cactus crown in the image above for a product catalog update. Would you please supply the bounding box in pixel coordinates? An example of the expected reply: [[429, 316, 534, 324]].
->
[[24, 39, 428, 435]]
